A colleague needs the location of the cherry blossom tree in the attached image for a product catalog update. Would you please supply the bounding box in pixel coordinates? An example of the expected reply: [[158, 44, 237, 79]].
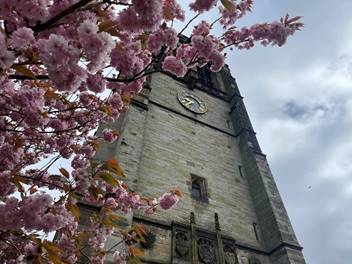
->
[[0, 0, 303, 263]]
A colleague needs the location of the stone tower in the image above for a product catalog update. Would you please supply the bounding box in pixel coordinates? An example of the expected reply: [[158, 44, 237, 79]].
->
[[88, 64, 306, 264]]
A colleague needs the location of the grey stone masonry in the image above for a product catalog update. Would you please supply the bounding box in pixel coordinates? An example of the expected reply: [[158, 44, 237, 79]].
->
[[225, 68, 305, 263], [78, 65, 305, 264]]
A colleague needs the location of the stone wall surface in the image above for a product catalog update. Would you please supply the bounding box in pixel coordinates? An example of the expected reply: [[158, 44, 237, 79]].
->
[[131, 103, 261, 249], [149, 73, 234, 135], [79, 71, 305, 264]]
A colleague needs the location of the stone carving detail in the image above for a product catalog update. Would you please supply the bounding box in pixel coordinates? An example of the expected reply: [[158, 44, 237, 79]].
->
[[224, 244, 237, 264], [240, 256, 249, 264], [175, 231, 189, 257], [198, 237, 216, 264]]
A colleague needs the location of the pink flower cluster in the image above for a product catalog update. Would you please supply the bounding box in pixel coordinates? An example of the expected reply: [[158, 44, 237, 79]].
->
[[219, 0, 253, 28], [117, 0, 164, 32], [78, 20, 115, 73], [163, 0, 185, 21], [37, 34, 86, 92], [11, 27, 35, 49], [162, 55, 188, 77], [0, 32, 15, 69], [159, 192, 179, 210], [192, 21, 211, 36], [0, 171, 15, 196], [111, 35, 152, 77], [189, 0, 218, 12], [103, 128, 119, 143], [224, 20, 297, 49], [113, 251, 127, 264], [0, 0, 49, 28], [148, 27, 178, 55], [0, 194, 75, 233], [191, 34, 225, 71]]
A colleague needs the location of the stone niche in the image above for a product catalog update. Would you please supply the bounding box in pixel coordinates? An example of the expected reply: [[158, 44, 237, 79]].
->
[[171, 222, 268, 264]]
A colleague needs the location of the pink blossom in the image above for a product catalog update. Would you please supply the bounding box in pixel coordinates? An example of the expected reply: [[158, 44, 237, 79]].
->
[[163, 0, 185, 21], [162, 55, 187, 77], [193, 21, 211, 36], [102, 128, 118, 143], [11, 27, 35, 49], [190, 0, 217, 12], [86, 73, 106, 93], [159, 192, 179, 210], [108, 93, 124, 110], [71, 156, 88, 169], [0, 49, 15, 69], [111, 37, 151, 77], [209, 51, 225, 72], [0, 172, 15, 196], [113, 251, 126, 264], [105, 197, 118, 209], [148, 27, 178, 55], [78, 20, 114, 72], [117, 0, 163, 32]]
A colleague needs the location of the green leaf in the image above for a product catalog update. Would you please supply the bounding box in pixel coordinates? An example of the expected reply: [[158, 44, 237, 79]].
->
[[129, 256, 142, 264], [89, 185, 102, 199], [102, 212, 128, 228], [221, 0, 236, 13], [66, 202, 80, 219], [99, 172, 119, 187]]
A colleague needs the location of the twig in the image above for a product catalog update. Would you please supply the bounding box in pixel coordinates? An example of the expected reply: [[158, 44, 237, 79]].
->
[[178, 13, 201, 37]]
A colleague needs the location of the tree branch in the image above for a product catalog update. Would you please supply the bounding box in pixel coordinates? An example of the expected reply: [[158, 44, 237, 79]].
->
[[32, 0, 95, 32], [9, 69, 162, 83], [178, 13, 200, 37]]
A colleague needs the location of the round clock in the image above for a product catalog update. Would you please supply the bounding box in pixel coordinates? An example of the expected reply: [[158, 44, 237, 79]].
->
[[177, 91, 207, 114]]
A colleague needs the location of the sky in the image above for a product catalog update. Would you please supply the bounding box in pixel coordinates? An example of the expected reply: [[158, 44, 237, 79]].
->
[[225, 1, 352, 263], [179, 1, 352, 263]]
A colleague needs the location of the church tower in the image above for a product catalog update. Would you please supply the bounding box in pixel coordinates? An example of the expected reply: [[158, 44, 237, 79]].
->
[[89, 64, 306, 264]]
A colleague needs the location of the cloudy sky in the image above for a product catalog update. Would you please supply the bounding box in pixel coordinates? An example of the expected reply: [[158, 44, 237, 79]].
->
[[226, 1, 352, 263], [179, 1, 352, 263]]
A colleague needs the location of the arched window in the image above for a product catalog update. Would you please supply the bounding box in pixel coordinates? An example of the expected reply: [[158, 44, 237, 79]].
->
[[191, 180, 201, 199], [190, 175, 208, 202]]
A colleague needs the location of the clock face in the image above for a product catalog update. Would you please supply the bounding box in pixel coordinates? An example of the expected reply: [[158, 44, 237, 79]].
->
[[177, 91, 207, 114]]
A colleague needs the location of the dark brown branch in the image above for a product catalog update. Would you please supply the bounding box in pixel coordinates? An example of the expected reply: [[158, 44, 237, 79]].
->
[[9, 74, 49, 80], [210, 16, 222, 28], [178, 12, 200, 37], [32, 0, 94, 32], [18, 174, 68, 191], [9, 69, 162, 83]]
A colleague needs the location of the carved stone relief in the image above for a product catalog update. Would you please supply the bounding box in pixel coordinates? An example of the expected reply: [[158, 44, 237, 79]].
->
[[240, 256, 249, 264], [175, 230, 190, 258], [224, 244, 237, 264], [198, 237, 216, 264]]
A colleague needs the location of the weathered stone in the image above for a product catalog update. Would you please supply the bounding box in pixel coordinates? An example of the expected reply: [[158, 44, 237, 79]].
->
[[79, 68, 305, 264]]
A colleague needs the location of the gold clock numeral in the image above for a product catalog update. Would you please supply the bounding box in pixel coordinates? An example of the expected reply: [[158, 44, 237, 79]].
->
[[182, 97, 193, 106], [178, 92, 207, 114], [199, 104, 206, 112]]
